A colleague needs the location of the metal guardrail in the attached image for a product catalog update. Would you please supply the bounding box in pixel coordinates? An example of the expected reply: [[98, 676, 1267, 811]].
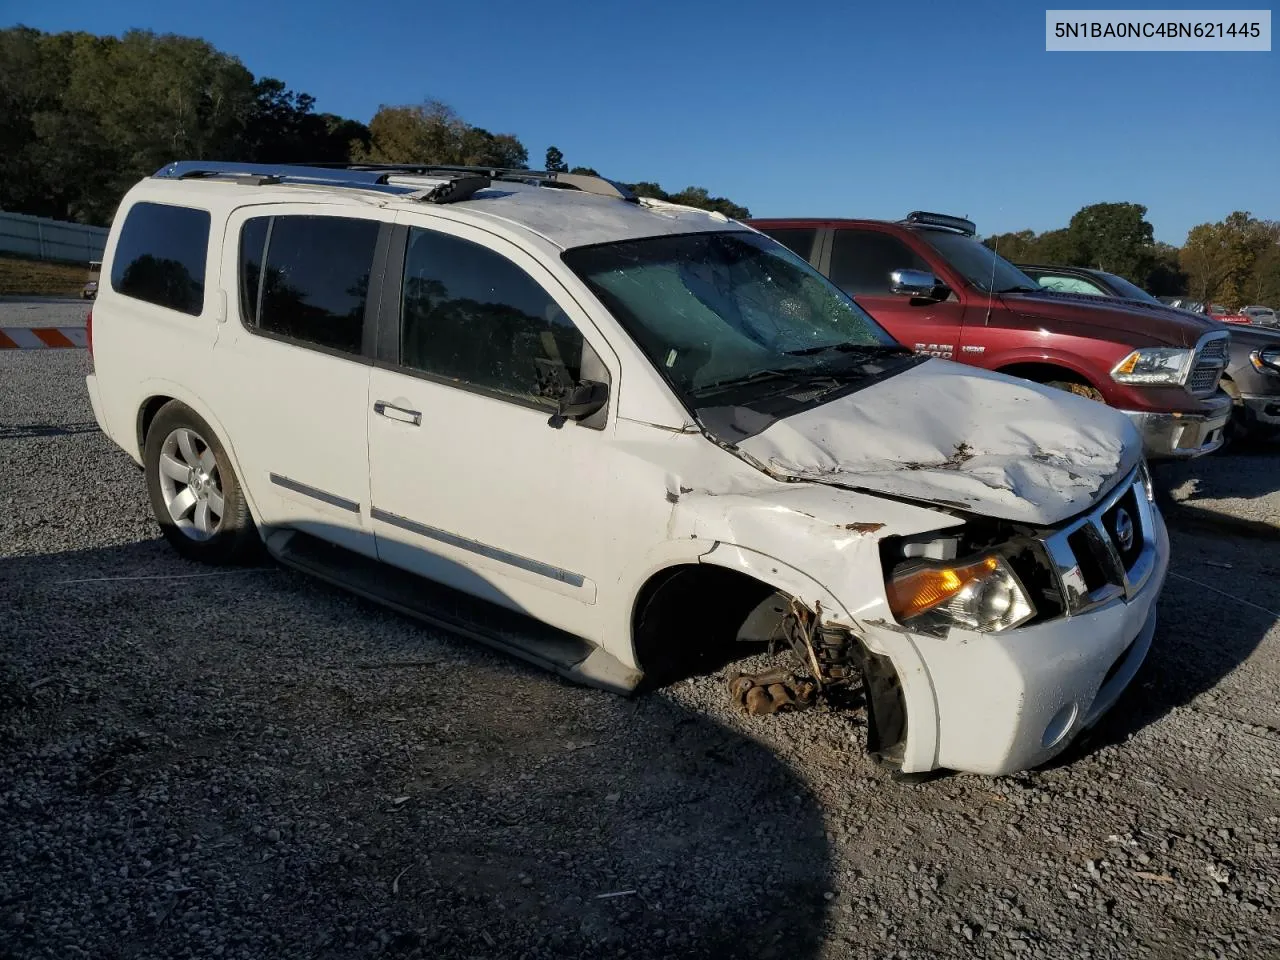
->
[[0, 211, 108, 264]]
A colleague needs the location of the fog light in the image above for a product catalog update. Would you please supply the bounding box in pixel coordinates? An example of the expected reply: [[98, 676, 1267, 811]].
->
[[1042, 702, 1079, 749]]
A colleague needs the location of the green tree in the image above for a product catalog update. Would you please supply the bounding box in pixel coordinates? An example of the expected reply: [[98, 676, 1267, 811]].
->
[[354, 100, 527, 168], [1248, 237, 1280, 306], [982, 230, 1040, 262], [1181, 212, 1276, 306], [544, 146, 567, 172], [569, 165, 599, 176], [622, 181, 750, 218], [1143, 242, 1187, 297], [1065, 202, 1155, 280], [1032, 229, 1080, 265], [666, 186, 750, 219], [983, 228, 1079, 265]]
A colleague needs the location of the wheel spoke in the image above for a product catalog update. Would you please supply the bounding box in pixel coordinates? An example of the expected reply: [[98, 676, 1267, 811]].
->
[[206, 488, 225, 518], [167, 487, 197, 523], [193, 500, 212, 534], [176, 429, 200, 466], [158, 453, 189, 482], [199, 449, 217, 474]]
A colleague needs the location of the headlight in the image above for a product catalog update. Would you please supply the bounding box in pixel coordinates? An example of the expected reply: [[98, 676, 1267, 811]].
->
[[885, 553, 1035, 635], [1111, 347, 1194, 385], [1250, 347, 1280, 376]]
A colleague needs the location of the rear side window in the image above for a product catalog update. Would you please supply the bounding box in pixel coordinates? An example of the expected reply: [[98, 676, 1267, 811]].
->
[[829, 229, 929, 296], [760, 228, 817, 262], [110, 202, 210, 316], [399, 227, 585, 409], [239, 215, 380, 355]]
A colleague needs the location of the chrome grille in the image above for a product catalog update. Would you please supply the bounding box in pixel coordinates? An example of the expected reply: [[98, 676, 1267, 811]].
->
[[1041, 468, 1156, 615], [1188, 335, 1229, 395]]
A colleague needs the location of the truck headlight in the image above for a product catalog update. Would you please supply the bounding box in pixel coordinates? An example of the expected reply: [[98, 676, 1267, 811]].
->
[[1249, 347, 1280, 376], [885, 554, 1035, 635], [1111, 347, 1194, 385]]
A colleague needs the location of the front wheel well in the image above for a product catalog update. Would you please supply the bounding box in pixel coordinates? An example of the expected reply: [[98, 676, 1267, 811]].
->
[[629, 563, 908, 766], [996, 361, 1099, 391], [631, 564, 779, 688]]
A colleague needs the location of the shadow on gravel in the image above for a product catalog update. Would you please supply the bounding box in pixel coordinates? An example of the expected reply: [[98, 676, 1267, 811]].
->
[[1154, 439, 1280, 505], [0, 540, 834, 960], [0, 420, 102, 440]]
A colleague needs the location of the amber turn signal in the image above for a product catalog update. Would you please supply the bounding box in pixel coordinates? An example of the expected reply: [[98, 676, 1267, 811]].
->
[[885, 555, 1001, 621]]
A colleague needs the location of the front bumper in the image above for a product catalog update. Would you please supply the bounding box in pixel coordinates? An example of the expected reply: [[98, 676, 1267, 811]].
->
[[868, 478, 1170, 776], [1120, 391, 1231, 459]]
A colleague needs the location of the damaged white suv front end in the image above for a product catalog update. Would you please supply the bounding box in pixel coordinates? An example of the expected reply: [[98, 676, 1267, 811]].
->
[[723, 362, 1169, 775]]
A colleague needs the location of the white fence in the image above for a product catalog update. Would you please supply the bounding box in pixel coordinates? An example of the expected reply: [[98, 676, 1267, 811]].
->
[[0, 211, 108, 264]]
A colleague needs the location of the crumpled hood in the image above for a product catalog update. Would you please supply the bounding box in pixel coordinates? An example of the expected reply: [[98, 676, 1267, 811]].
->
[[734, 359, 1141, 525]]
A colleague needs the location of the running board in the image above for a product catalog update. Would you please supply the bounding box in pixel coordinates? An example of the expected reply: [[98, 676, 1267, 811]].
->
[[264, 530, 641, 694]]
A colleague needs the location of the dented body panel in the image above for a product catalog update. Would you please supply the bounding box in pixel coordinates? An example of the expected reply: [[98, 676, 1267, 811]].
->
[[736, 359, 1141, 525]]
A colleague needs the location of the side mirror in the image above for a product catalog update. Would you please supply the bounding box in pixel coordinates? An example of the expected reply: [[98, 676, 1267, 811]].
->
[[549, 379, 609, 428], [890, 268, 945, 301]]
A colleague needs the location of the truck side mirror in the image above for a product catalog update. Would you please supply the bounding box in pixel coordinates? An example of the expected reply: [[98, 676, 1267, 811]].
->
[[890, 268, 946, 301]]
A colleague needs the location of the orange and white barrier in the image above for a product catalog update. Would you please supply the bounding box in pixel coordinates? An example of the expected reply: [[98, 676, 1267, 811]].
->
[[0, 327, 88, 349]]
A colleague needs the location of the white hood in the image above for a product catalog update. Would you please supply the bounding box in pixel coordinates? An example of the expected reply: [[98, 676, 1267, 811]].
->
[[734, 359, 1141, 526]]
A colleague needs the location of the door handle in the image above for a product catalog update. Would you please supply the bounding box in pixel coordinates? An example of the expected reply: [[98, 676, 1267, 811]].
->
[[374, 401, 422, 426]]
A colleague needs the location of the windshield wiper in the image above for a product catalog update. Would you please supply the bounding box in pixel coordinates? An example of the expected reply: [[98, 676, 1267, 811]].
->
[[692, 367, 844, 398], [785, 342, 914, 358]]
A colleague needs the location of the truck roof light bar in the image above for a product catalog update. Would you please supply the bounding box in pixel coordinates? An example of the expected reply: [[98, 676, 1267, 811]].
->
[[902, 211, 977, 236]]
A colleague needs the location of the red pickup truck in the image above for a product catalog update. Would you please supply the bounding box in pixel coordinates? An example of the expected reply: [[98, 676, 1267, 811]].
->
[[749, 212, 1231, 459]]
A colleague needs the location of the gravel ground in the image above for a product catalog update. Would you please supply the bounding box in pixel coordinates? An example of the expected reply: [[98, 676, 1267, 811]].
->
[[3, 319, 1280, 959], [1157, 441, 1280, 533]]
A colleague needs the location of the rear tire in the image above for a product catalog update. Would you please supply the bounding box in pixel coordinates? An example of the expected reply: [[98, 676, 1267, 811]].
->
[[143, 401, 259, 564]]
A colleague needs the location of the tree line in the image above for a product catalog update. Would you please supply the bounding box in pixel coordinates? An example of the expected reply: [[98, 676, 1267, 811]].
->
[[0, 26, 751, 229], [984, 202, 1280, 308], [4, 27, 1272, 305]]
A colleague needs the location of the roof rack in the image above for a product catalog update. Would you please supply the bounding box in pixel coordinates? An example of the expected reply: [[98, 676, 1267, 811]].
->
[[901, 211, 976, 236], [152, 161, 636, 205]]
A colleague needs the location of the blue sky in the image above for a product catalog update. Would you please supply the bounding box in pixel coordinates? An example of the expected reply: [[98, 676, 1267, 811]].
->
[[6, 0, 1276, 243]]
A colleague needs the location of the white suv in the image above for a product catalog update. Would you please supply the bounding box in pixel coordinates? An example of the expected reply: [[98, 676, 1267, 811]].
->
[[86, 162, 1169, 776]]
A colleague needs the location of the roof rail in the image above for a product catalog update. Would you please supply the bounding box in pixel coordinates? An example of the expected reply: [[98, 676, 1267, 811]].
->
[[902, 211, 976, 236], [152, 161, 636, 204]]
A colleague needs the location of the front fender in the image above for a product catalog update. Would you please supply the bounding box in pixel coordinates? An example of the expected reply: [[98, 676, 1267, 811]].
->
[[699, 541, 941, 773]]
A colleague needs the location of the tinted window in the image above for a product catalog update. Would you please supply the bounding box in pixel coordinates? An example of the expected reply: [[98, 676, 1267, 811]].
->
[[916, 230, 1038, 294], [110, 202, 210, 315], [761, 228, 816, 262], [401, 228, 584, 408], [1097, 271, 1160, 303], [829, 229, 929, 296], [240, 215, 379, 355]]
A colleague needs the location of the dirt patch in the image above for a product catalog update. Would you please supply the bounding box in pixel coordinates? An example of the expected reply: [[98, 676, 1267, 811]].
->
[[0, 255, 90, 297]]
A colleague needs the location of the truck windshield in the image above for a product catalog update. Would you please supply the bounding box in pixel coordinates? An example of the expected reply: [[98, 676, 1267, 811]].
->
[[1099, 271, 1160, 304], [917, 230, 1040, 294], [563, 231, 907, 401]]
